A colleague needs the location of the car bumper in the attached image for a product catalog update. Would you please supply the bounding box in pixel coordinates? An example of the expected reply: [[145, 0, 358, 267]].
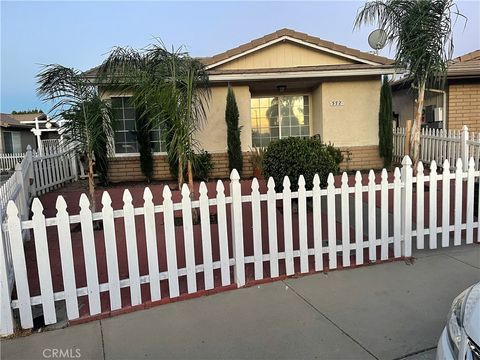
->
[[437, 327, 454, 360]]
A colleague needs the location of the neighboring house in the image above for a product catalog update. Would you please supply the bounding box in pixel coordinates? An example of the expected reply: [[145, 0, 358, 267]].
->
[[392, 49, 480, 132], [87, 28, 398, 182], [0, 113, 37, 154], [0, 112, 59, 154]]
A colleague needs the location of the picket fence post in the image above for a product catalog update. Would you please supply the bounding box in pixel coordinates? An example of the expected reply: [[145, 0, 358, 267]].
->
[[14, 163, 28, 223], [401, 156, 413, 257], [26, 145, 35, 198], [0, 226, 14, 336], [267, 177, 279, 278], [460, 125, 469, 172], [251, 178, 263, 280], [199, 183, 214, 290], [7, 201, 33, 329], [216, 180, 231, 286], [230, 169, 245, 287], [162, 185, 180, 297]]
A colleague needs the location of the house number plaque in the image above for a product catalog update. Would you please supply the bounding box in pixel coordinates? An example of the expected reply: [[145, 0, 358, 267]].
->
[[330, 100, 344, 107]]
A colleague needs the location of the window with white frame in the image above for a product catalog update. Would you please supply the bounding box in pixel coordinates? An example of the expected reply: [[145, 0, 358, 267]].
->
[[112, 97, 138, 154], [251, 95, 310, 147], [111, 96, 166, 154]]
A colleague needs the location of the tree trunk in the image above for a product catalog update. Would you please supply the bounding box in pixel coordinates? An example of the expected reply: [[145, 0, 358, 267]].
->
[[87, 155, 96, 213], [187, 159, 194, 199], [187, 159, 199, 223], [410, 81, 426, 170], [178, 156, 184, 191]]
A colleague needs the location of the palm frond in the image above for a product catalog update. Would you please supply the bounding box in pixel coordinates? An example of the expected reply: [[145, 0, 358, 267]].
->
[[354, 0, 466, 89]]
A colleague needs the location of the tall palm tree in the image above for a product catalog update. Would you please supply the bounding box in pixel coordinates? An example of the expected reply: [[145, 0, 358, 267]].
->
[[98, 42, 210, 196], [37, 65, 116, 212], [354, 0, 465, 167]]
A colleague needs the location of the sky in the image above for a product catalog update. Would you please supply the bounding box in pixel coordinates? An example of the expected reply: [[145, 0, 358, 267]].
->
[[1, 0, 479, 113]]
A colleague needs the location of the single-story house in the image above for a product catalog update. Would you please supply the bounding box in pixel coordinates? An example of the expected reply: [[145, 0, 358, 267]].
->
[[0, 112, 59, 154], [392, 49, 480, 132], [87, 28, 398, 182]]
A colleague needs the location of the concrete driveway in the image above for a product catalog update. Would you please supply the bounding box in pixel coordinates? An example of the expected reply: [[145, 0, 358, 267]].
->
[[2, 244, 479, 360]]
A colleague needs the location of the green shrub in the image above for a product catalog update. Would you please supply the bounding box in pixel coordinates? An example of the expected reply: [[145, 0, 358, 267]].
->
[[168, 149, 213, 182], [325, 142, 344, 172], [263, 137, 342, 191], [192, 150, 214, 181]]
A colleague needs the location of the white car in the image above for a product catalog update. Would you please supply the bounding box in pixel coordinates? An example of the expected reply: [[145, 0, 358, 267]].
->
[[437, 281, 480, 359]]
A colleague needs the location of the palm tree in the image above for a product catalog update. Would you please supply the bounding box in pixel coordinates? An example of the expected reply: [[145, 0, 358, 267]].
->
[[98, 42, 211, 196], [354, 0, 465, 167], [37, 65, 116, 212]]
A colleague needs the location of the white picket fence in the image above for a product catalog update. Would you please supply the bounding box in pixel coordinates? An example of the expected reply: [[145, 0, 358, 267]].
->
[[33, 149, 77, 195], [0, 148, 35, 321], [393, 125, 480, 170], [41, 139, 64, 155], [1, 156, 478, 335], [0, 153, 25, 172], [0, 149, 34, 221], [0, 145, 79, 335], [0, 139, 64, 172]]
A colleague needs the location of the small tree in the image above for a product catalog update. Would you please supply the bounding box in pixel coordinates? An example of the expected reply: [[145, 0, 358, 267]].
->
[[379, 76, 393, 168], [355, 0, 465, 168], [98, 44, 210, 197], [37, 65, 116, 212], [225, 86, 243, 175]]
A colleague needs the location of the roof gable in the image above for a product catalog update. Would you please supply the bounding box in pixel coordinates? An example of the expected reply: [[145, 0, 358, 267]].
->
[[204, 28, 393, 70], [213, 40, 359, 71]]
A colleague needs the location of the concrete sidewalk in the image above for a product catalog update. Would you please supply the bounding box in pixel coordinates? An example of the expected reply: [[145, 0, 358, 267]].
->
[[2, 245, 479, 360]]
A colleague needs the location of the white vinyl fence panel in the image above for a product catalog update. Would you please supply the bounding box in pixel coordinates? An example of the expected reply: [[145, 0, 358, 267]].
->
[[1, 155, 479, 336], [393, 125, 479, 170], [0, 153, 25, 172], [0, 144, 78, 335]]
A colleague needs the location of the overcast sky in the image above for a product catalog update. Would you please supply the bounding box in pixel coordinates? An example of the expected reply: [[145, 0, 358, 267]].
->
[[1, 0, 479, 113]]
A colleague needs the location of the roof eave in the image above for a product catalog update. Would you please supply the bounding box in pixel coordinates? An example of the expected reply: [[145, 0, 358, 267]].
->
[[209, 67, 402, 82]]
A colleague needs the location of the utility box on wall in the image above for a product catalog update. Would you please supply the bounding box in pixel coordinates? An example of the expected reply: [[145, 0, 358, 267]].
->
[[434, 107, 444, 122]]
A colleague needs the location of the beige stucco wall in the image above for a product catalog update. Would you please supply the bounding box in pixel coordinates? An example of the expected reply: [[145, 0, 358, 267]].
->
[[321, 78, 381, 147], [217, 41, 356, 71], [195, 85, 252, 152]]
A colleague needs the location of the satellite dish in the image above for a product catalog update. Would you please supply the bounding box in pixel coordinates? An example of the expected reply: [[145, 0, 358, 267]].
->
[[368, 29, 387, 52]]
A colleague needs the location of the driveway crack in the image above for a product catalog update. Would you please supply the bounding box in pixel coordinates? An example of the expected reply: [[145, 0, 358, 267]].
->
[[283, 280, 379, 360], [444, 253, 480, 269], [100, 319, 106, 360]]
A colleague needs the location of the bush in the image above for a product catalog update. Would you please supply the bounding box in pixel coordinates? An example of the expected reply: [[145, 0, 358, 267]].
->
[[168, 149, 213, 182], [263, 137, 343, 191], [192, 150, 214, 181], [325, 142, 343, 171]]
